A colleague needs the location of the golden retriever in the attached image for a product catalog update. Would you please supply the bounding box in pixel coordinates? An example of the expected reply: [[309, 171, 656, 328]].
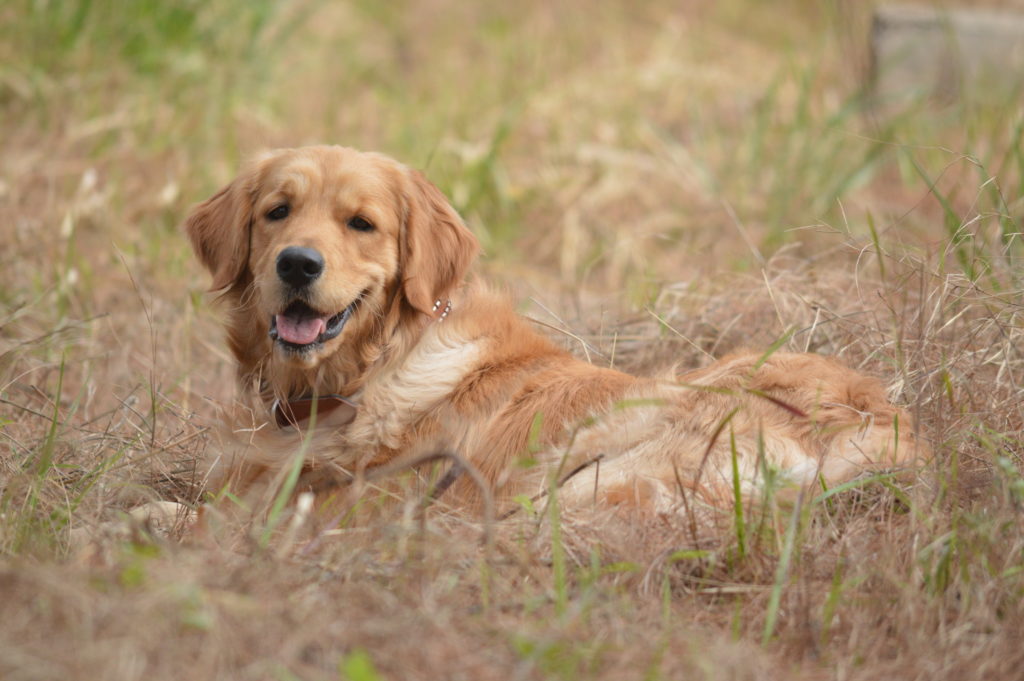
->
[[184, 145, 923, 520]]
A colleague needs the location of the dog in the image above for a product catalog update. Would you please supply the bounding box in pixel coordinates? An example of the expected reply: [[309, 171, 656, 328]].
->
[[184, 145, 923, 521]]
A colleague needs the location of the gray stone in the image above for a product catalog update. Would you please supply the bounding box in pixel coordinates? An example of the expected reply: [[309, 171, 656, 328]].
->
[[871, 5, 1024, 103]]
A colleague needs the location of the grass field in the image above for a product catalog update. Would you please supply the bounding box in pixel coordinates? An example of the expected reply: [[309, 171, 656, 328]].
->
[[1, 1, 1023, 679]]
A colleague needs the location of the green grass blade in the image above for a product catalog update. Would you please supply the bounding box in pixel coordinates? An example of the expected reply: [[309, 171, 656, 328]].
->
[[730, 427, 746, 561], [762, 491, 802, 646]]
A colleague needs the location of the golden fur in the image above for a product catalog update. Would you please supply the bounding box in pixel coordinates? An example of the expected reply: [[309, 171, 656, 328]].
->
[[185, 145, 923, 518]]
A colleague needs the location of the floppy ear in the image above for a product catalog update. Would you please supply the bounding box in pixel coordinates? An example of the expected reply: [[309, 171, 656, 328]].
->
[[184, 163, 262, 291], [402, 170, 480, 315]]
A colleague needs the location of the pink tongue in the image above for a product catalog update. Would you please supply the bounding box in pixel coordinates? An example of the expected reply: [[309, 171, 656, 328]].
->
[[276, 314, 327, 345]]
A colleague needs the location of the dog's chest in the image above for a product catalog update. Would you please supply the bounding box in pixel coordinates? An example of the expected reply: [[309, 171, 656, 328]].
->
[[342, 331, 485, 450]]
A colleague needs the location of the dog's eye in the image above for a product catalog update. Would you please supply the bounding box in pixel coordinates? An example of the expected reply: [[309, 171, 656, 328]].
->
[[266, 204, 290, 221], [347, 216, 374, 232]]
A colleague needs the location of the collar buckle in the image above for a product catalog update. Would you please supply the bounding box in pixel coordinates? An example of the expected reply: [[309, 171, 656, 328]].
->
[[431, 298, 452, 321]]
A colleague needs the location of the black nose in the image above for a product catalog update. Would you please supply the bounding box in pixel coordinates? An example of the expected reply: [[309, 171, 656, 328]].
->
[[276, 246, 325, 288]]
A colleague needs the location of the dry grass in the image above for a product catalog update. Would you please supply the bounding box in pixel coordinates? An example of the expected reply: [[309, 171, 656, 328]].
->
[[1, 0, 1023, 679]]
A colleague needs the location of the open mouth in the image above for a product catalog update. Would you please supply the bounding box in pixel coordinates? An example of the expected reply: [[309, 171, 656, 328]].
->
[[269, 300, 355, 351]]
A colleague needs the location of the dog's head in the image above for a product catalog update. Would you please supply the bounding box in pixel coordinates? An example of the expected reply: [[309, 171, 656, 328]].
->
[[185, 146, 479, 368]]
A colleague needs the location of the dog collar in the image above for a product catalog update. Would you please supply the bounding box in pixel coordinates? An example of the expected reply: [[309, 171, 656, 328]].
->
[[272, 394, 358, 429]]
